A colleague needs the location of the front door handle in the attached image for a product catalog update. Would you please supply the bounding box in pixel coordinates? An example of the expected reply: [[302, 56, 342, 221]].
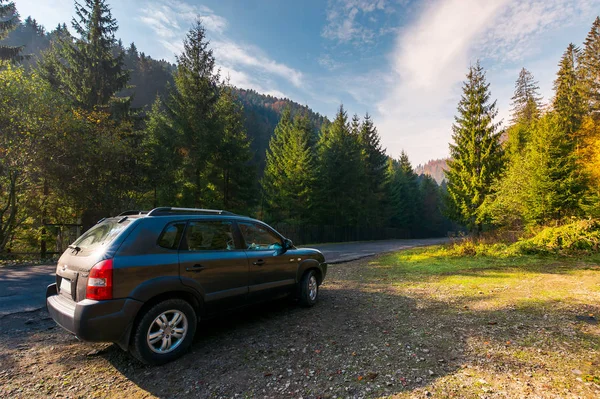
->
[[253, 259, 265, 266], [186, 264, 207, 272]]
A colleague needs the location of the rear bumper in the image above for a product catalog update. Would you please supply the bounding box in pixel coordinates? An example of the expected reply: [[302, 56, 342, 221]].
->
[[46, 283, 143, 344]]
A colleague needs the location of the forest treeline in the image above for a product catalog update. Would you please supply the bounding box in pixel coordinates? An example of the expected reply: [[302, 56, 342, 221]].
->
[[0, 0, 451, 254], [445, 17, 600, 235]]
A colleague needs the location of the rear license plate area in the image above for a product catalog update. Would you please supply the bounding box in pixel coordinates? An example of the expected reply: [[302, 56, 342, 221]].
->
[[60, 277, 72, 296]]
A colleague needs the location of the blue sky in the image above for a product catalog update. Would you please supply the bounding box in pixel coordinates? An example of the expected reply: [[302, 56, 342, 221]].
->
[[14, 0, 600, 165]]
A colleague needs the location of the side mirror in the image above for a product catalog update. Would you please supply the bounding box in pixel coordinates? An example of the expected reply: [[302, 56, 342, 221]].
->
[[283, 238, 294, 250]]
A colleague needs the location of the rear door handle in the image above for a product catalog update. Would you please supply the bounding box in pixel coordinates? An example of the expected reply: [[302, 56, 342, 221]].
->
[[186, 264, 207, 272], [253, 259, 265, 266]]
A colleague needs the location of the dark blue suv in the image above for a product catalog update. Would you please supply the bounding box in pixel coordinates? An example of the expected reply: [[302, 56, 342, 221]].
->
[[46, 207, 327, 365]]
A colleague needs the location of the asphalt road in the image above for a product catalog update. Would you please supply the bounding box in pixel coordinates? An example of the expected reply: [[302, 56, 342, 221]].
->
[[0, 237, 448, 318]]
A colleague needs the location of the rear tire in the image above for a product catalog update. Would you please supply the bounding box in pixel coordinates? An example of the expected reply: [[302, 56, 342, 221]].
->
[[130, 298, 197, 365], [299, 270, 319, 307]]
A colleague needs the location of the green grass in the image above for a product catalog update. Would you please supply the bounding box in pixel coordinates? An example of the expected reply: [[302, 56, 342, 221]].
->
[[360, 246, 600, 310], [347, 245, 600, 398]]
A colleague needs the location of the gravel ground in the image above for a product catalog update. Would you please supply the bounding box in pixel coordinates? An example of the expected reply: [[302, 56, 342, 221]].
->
[[0, 255, 599, 398]]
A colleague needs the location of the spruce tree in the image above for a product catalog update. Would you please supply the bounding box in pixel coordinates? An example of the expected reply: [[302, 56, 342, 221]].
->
[[553, 44, 585, 137], [506, 69, 542, 159], [446, 61, 504, 233], [388, 151, 419, 232], [210, 85, 256, 213], [580, 17, 600, 114], [418, 175, 444, 237], [0, 0, 22, 61], [261, 108, 316, 223], [358, 113, 388, 227], [315, 105, 364, 226], [40, 0, 128, 109], [524, 114, 585, 223], [166, 20, 220, 207], [510, 67, 542, 124]]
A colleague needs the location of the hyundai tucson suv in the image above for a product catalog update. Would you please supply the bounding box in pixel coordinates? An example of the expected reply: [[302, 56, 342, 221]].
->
[[46, 207, 327, 365]]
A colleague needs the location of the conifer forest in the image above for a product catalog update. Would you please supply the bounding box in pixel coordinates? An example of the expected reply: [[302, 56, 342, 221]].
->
[[1, 0, 600, 254]]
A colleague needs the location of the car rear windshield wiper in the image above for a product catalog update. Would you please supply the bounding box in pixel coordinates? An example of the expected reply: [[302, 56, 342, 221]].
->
[[68, 244, 81, 252]]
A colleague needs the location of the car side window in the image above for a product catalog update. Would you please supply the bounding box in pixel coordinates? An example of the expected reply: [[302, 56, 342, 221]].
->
[[157, 222, 186, 250], [185, 221, 235, 251], [238, 222, 283, 251]]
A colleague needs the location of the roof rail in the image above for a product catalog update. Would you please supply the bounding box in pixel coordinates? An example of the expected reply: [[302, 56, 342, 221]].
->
[[146, 207, 235, 217], [117, 210, 149, 216]]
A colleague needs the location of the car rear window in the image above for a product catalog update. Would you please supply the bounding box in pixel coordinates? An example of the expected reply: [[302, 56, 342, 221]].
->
[[72, 219, 131, 252]]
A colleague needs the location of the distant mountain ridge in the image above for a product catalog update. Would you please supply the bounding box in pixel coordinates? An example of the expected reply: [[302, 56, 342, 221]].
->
[[415, 158, 448, 184]]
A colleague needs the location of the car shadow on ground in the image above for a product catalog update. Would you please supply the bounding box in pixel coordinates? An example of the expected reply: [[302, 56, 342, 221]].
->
[[100, 275, 600, 399], [1, 277, 599, 398], [102, 287, 464, 398]]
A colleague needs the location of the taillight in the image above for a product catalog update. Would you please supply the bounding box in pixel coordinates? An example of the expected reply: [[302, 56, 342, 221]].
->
[[86, 259, 113, 300]]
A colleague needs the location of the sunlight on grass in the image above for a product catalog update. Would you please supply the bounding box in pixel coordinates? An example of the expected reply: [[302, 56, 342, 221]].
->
[[359, 246, 600, 312]]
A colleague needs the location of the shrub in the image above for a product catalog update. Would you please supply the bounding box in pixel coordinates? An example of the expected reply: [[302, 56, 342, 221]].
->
[[513, 219, 600, 255], [439, 237, 512, 257]]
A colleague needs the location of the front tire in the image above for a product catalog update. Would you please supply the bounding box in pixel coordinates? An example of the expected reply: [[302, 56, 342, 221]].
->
[[299, 270, 319, 307], [130, 298, 197, 365]]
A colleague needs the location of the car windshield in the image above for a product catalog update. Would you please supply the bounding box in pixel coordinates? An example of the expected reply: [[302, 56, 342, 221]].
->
[[72, 219, 130, 252]]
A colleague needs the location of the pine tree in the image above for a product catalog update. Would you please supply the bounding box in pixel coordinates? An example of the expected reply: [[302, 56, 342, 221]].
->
[[165, 20, 221, 207], [446, 61, 504, 233], [0, 0, 22, 61], [524, 113, 585, 223], [388, 151, 420, 231], [358, 113, 388, 227], [261, 108, 316, 223], [418, 175, 445, 237], [580, 17, 600, 115], [143, 96, 180, 207], [210, 85, 256, 213], [40, 0, 128, 109], [553, 44, 585, 137], [510, 67, 542, 124], [146, 20, 256, 211], [315, 105, 364, 226]]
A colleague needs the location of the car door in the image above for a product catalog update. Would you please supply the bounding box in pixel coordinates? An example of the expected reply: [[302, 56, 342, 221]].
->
[[179, 219, 249, 313], [237, 221, 297, 302]]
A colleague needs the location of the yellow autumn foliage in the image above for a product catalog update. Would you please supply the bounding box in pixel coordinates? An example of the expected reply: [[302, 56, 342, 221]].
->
[[578, 116, 600, 195]]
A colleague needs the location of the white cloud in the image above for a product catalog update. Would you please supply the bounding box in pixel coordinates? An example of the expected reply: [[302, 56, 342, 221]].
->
[[317, 53, 343, 70], [212, 41, 303, 88], [138, 0, 303, 97], [322, 0, 392, 44], [139, 0, 227, 37], [375, 0, 599, 166], [478, 0, 600, 62]]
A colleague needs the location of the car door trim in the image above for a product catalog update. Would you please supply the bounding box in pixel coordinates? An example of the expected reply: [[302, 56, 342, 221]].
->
[[204, 286, 249, 302], [248, 279, 295, 293]]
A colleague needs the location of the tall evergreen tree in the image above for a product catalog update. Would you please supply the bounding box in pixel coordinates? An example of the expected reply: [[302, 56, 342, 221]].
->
[[315, 105, 364, 226], [418, 175, 445, 237], [146, 20, 255, 212], [523, 113, 585, 223], [167, 20, 220, 207], [580, 17, 600, 115], [388, 151, 420, 231], [40, 0, 128, 109], [358, 113, 388, 227], [261, 108, 316, 223], [506, 69, 542, 158], [446, 61, 504, 233], [510, 67, 542, 124], [553, 44, 585, 137], [146, 20, 219, 207], [0, 0, 22, 61], [210, 85, 256, 212]]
